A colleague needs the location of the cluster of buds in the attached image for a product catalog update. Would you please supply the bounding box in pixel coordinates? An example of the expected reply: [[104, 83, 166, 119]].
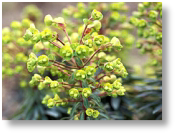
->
[[86, 108, 100, 118]]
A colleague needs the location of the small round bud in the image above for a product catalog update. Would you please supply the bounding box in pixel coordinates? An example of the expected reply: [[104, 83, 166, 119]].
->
[[111, 37, 123, 51], [82, 88, 92, 98], [92, 110, 100, 118], [69, 88, 79, 99], [93, 35, 105, 46], [84, 66, 96, 78], [91, 9, 103, 20], [149, 10, 158, 20], [22, 18, 31, 28], [103, 83, 113, 92], [86, 108, 94, 116], [10, 21, 22, 29], [75, 45, 89, 58], [44, 14, 53, 26], [75, 70, 87, 81], [60, 45, 73, 61], [37, 55, 49, 66]]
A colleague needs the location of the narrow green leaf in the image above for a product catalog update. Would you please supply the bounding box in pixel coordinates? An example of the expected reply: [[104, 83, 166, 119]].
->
[[68, 72, 75, 84], [75, 57, 83, 66], [90, 94, 101, 103], [80, 111, 85, 120], [82, 80, 88, 88], [100, 113, 110, 120], [89, 77, 96, 83], [83, 97, 89, 109], [70, 102, 81, 117], [92, 99, 103, 108]]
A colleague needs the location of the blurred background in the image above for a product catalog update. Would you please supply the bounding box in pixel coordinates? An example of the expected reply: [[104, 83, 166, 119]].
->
[[2, 2, 162, 120]]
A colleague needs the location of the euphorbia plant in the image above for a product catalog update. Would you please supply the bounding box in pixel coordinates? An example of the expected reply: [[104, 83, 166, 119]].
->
[[24, 9, 128, 120]]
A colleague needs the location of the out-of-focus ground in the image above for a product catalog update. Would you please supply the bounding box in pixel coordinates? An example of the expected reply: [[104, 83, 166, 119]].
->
[[2, 2, 148, 119]]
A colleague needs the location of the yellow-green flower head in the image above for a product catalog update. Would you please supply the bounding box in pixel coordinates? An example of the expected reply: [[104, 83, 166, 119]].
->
[[70, 43, 80, 50], [44, 14, 53, 26], [92, 110, 100, 118], [103, 83, 113, 92], [38, 82, 46, 90], [52, 17, 66, 30], [43, 76, 52, 85], [82, 88, 92, 98], [93, 35, 105, 46], [149, 10, 158, 20], [84, 66, 96, 78], [75, 45, 89, 58], [84, 39, 93, 48], [16, 52, 28, 63], [2, 27, 10, 36], [98, 52, 106, 59], [40, 28, 52, 41], [113, 80, 122, 89], [37, 55, 49, 66], [17, 37, 27, 46], [54, 94, 60, 101], [27, 52, 38, 72], [69, 88, 80, 99], [47, 98, 55, 108], [104, 62, 114, 72], [110, 12, 121, 21], [91, 9, 103, 20], [129, 17, 139, 27], [50, 81, 59, 89], [110, 37, 123, 51], [117, 86, 126, 96], [23, 29, 33, 41], [15, 65, 24, 74], [20, 80, 27, 88], [22, 18, 31, 28], [10, 21, 22, 30], [60, 45, 73, 61], [32, 74, 42, 82], [111, 90, 118, 98], [88, 20, 102, 31], [138, 19, 147, 28], [156, 32, 162, 43], [86, 108, 94, 116], [138, 3, 145, 12], [2, 35, 11, 45], [37, 65, 46, 75], [143, 2, 151, 8], [75, 70, 87, 81], [3, 53, 13, 62]]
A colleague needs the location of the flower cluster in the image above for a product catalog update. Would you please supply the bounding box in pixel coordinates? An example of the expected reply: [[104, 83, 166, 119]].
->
[[24, 9, 127, 120]]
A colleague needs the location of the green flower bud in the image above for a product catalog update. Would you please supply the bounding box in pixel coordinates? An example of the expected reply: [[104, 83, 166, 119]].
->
[[23, 29, 33, 41], [40, 28, 52, 41], [60, 45, 73, 60], [10, 21, 22, 29], [84, 39, 93, 48], [50, 81, 59, 89], [138, 3, 145, 12], [82, 88, 92, 98], [27, 52, 38, 72], [35, 55, 48, 68], [86, 108, 94, 116], [138, 19, 147, 28], [15, 65, 24, 74], [32, 74, 42, 82], [44, 14, 53, 26], [20, 80, 27, 88], [75, 70, 87, 81], [37, 65, 46, 75], [116, 86, 126, 96], [110, 37, 123, 51], [156, 32, 162, 43], [54, 94, 60, 101], [75, 45, 89, 58], [104, 62, 114, 72], [98, 52, 106, 59], [149, 10, 158, 20], [143, 2, 151, 8], [84, 66, 96, 78], [103, 83, 113, 92], [2, 35, 11, 44], [69, 88, 80, 99], [93, 35, 105, 46], [91, 9, 103, 20], [113, 80, 122, 89], [47, 98, 55, 108], [38, 82, 45, 90], [22, 18, 31, 28], [53, 17, 66, 30], [43, 76, 52, 85], [88, 20, 101, 31], [92, 110, 100, 118], [129, 17, 139, 27], [110, 12, 121, 21], [2, 27, 10, 36]]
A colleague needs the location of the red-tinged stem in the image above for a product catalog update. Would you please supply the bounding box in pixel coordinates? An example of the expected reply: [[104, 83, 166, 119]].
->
[[82, 48, 101, 68], [53, 63, 73, 72], [57, 66, 71, 77], [49, 60, 77, 69], [96, 74, 106, 81], [49, 41, 62, 48], [56, 35, 65, 46], [80, 25, 88, 44], [63, 29, 72, 44]]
